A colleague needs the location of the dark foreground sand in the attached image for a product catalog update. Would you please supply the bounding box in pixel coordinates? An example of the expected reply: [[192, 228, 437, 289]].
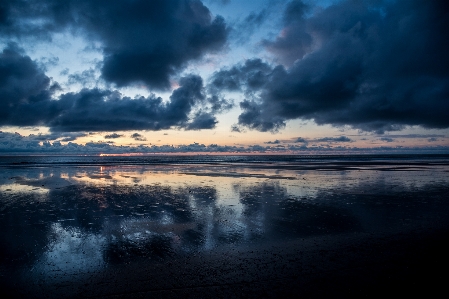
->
[[3, 228, 448, 298], [98, 229, 449, 299]]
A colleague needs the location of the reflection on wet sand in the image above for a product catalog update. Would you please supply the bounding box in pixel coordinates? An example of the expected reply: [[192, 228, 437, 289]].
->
[[1, 161, 449, 297]]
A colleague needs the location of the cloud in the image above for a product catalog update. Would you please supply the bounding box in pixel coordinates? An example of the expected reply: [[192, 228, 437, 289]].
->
[[59, 133, 86, 142], [0, 47, 220, 132], [38, 56, 59, 71], [131, 133, 147, 142], [207, 95, 234, 113], [0, 131, 87, 146], [315, 136, 352, 143], [232, 9, 269, 43], [67, 69, 97, 87], [104, 133, 123, 139], [208, 0, 231, 5], [242, 9, 268, 29], [1, 131, 448, 154], [265, 140, 280, 144], [375, 134, 446, 139], [97, 0, 228, 89], [50, 74, 209, 132], [0, 43, 60, 126], [238, 99, 285, 132], [379, 137, 394, 143], [186, 111, 218, 130], [1, 0, 228, 90], [209, 58, 272, 94], [230, 124, 242, 133], [30, 132, 88, 142], [210, 1, 449, 133], [0, 132, 41, 151], [294, 137, 308, 144], [263, 0, 311, 65]]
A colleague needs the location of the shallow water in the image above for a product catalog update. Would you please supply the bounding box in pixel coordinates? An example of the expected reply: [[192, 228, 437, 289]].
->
[[1, 155, 448, 296]]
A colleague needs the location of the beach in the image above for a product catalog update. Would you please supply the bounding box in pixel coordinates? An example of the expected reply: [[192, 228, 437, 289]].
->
[[1, 155, 448, 298]]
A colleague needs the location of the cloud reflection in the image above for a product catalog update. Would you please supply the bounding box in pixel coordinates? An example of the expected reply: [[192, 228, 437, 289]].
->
[[1, 163, 448, 286]]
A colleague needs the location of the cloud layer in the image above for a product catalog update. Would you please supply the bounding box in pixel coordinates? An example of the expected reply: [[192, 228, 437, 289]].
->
[[1, 131, 447, 154], [1, 0, 448, 138], [210, 0, 449, 133], [0, 44, 60, 126], [1, 0, 228, 89], [0, 45, 222, 131]]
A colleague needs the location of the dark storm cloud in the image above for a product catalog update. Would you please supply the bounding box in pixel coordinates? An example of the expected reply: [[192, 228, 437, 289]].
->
[[263, 0, 311, 66], [131, 133, 147, 142], [210, 0, 449, 133], [209, 58, 272, 93], [186, 111, 218, 130], [104, 133, 123, 139], [30, 132, 87, 142], [208, 59, 283, 132], [0, 45, 216, 132], [0, 0, 228, 90], [50, 74, 208, 132], [230, 124, 242, 133], [60, 133, 87, 142], [237, 99, 285, 132], [97, 0, 228, 89], [207, 95, 234, 113], [0, 43, 60, 126]]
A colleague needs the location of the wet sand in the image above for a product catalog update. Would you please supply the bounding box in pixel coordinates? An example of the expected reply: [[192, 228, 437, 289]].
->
[[1, 156, 448, 298], [4, 228, 449, 298]]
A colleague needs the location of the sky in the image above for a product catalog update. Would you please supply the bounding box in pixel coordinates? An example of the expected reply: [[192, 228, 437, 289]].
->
[[0, 0, 448, 154]]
